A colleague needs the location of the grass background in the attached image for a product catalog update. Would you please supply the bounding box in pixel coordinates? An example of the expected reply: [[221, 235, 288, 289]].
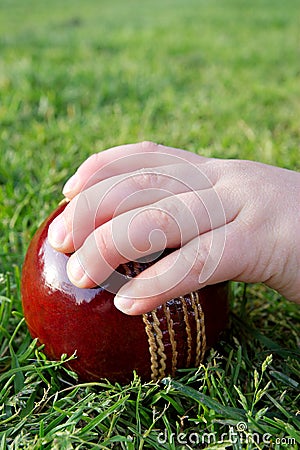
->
[[0, 0, 299, 448]]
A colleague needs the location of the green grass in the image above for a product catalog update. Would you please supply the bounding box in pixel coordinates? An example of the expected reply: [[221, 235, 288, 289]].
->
[[0, 0, 299, 448]]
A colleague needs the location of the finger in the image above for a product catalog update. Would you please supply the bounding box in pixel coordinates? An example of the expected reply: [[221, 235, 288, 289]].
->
[[65, 187, 238, 289], [113, 221, 249, 315], [62, 141, 209, 198], [48, 161, 219, 253]]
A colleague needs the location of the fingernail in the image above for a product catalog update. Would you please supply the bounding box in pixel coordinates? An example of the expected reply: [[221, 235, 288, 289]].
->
[[114, 295, 134, 314], [48, 217, 67, 248], [67, 255, 86, 285], [63, 174, 79, 197]]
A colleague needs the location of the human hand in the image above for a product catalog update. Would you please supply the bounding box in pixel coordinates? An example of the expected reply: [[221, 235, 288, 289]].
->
[[48, 141, 300, 314]]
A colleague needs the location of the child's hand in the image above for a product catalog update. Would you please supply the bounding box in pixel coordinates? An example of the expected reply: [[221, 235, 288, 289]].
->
[[48, 142, 300, 314]]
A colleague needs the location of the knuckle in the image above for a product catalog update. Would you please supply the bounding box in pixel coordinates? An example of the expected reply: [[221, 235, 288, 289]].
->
[[143, 206, 172, 232], [180, 249, 196, 276], [129, 168, 162, 190], [183, 242, 210, 279], [156, 196, 184, 233], [141, 140, 159, 152]]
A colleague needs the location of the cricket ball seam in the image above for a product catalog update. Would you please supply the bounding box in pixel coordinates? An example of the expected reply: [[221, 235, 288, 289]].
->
[[142, 292, 206, 381]]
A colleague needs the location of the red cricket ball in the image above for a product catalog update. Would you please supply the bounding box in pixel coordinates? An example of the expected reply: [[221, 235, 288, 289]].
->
[[21, 201, 229, 383]]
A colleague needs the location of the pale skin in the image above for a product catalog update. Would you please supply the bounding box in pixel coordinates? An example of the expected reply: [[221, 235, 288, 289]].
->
[[48, 141, 300, 314]]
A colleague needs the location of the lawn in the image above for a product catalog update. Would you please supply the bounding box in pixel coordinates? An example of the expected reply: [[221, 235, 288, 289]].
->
[[0, 0, 299, 448]]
